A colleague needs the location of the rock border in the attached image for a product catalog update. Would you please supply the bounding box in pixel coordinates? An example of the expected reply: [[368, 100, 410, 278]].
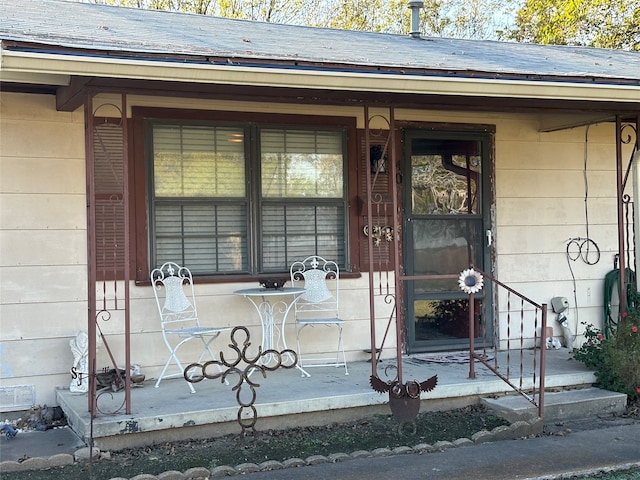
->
[[0, 453, 75, 473], [0, 418, 541, 477]]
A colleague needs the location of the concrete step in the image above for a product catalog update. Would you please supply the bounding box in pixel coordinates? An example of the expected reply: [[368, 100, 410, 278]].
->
[[482, 387, 627, 423]]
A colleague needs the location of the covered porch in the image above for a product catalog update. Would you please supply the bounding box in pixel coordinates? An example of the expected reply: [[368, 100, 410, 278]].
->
[[58, 349, 595, 451]]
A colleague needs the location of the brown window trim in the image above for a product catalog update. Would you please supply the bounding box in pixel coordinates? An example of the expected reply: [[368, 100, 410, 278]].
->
[[131, 106, 361, 284], [134, 271, 362, 287]]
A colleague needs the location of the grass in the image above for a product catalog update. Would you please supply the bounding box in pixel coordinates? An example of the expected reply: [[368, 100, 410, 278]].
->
[[570, 469, 640, 479]]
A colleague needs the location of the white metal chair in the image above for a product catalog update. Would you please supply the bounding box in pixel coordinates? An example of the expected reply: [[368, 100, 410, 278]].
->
[[289, 256, 348, 376], [151, 262, 229, 393]]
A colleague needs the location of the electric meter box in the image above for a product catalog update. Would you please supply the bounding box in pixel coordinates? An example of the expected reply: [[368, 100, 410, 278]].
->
[[551, 296, 569, 313]]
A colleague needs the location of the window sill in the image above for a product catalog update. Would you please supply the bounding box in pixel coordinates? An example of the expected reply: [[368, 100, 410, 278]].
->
[[136, 271, 362, 287]]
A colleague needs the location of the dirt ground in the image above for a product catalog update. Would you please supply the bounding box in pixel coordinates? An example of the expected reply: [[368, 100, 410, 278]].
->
[[4, 404, 507, 480], [4, 400, 639, 480]]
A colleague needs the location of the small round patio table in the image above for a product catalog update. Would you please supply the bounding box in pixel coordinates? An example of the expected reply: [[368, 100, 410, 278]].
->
[[233, 287, 308, 376]]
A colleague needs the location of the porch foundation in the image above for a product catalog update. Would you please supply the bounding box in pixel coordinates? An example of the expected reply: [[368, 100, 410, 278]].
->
[[57, 352, 595, 451]]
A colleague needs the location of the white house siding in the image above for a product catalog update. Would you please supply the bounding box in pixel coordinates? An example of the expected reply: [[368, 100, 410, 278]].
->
[[0, 92, 86, 409], [0, 91, 624, 410], [495, 120, 623, 349]]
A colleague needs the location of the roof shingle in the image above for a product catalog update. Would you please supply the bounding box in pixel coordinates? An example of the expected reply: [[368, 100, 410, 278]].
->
[[1, 0, 639, 83]]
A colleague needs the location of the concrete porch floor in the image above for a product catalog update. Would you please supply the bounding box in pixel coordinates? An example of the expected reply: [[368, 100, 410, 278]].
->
[[57, 348, 596, 451]]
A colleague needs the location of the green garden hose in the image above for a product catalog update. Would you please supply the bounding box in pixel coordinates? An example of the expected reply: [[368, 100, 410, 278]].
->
[[604, 268, 636, 337]]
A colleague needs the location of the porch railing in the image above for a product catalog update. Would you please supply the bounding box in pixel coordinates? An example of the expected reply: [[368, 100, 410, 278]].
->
[[465, 268, 547, 418]]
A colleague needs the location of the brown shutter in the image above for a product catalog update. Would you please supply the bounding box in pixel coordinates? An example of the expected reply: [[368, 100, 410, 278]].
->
[[93, 119, 126, 280], [356, 129, 396, 272]]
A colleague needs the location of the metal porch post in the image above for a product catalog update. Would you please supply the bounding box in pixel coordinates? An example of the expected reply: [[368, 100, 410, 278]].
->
[[617, 115, 628, 316], [85, 93, 97, 415]]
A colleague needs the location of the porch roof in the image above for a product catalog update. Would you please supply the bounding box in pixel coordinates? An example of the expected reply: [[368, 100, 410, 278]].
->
[[2, 0, 639, 83], [1, 0, 639, 116]]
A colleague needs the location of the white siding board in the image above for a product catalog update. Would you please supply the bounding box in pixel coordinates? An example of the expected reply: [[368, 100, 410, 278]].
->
[[0, 302, 87, 340], [0, 93, 83, 123], [0, 120, 84, 159], [497, 252, 615, 284], [497, 225, 572, 254], [497, 224, 617, 255], [539, 122, 618, 143], [0, 230, 86, 266], [497, 141, 613, 170], [497, 169, 617, 198], [495, 141, 542, 168], [1, 265, 87, 303], [497, 197, 617, 226], [0, 156, 85, 195], [585, 142, 631, 166], [0, 374, 70, 409], [1, 337, 73, 377], [495, 116, 541, 141], [0, 194, 86, 230]]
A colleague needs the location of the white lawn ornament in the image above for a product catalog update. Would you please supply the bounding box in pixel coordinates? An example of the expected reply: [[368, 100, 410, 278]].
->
[[70, 331, 89, 393]]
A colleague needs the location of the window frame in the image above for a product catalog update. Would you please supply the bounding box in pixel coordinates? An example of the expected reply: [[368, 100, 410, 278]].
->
[[256, 126, 349, 272], [131, 107, 358, 283], [147, 119, 252, 276]]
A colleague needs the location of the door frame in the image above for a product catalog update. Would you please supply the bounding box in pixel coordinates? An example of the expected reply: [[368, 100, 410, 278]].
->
[[399, 124, 496, 353]]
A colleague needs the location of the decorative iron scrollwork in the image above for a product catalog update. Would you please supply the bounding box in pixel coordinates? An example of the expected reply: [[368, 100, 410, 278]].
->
[[184, 326, 297, 436]]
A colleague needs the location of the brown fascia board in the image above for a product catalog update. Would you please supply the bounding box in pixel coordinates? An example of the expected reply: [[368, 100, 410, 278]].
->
[[0, 40, 624, 112], [0, 40, 633, 112], [3, 40, 637, 107], [53, 76, 640, 117], [4, 39, 640, 86]]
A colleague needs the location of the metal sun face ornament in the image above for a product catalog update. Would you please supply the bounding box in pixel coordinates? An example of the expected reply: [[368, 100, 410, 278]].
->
[[458, 268, 484, 294]]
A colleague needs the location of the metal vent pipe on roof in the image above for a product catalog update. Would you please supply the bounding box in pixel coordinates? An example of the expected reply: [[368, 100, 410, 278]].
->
[[408, 0, 424, 39]]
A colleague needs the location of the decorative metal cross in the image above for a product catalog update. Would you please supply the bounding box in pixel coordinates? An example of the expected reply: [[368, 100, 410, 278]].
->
[[184, 326, 298, 436]]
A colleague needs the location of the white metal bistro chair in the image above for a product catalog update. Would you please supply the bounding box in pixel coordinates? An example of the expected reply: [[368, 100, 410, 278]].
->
[[289, 255, 348, 376], [151, 262, 230, 393]]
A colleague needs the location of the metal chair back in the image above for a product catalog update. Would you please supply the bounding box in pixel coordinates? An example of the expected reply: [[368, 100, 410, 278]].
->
[[152, 262, 199, 330], [150, 261, 228, 392], [290, 255, 348, 375]]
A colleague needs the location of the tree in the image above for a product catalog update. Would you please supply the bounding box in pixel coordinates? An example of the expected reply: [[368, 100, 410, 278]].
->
[[506, 0, 639, 50], [87, 0, 516, 40], [94, 0, 318, 22], [216, 0, 318, 23], [315, 0, 403, 32], [306, 0, 518, 39], [419, 0, 519, 39], [87, 0, 637, 49]]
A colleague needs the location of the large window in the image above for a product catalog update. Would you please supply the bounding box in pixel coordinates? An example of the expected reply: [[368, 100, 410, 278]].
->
[[147, 119, 348, 276]]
